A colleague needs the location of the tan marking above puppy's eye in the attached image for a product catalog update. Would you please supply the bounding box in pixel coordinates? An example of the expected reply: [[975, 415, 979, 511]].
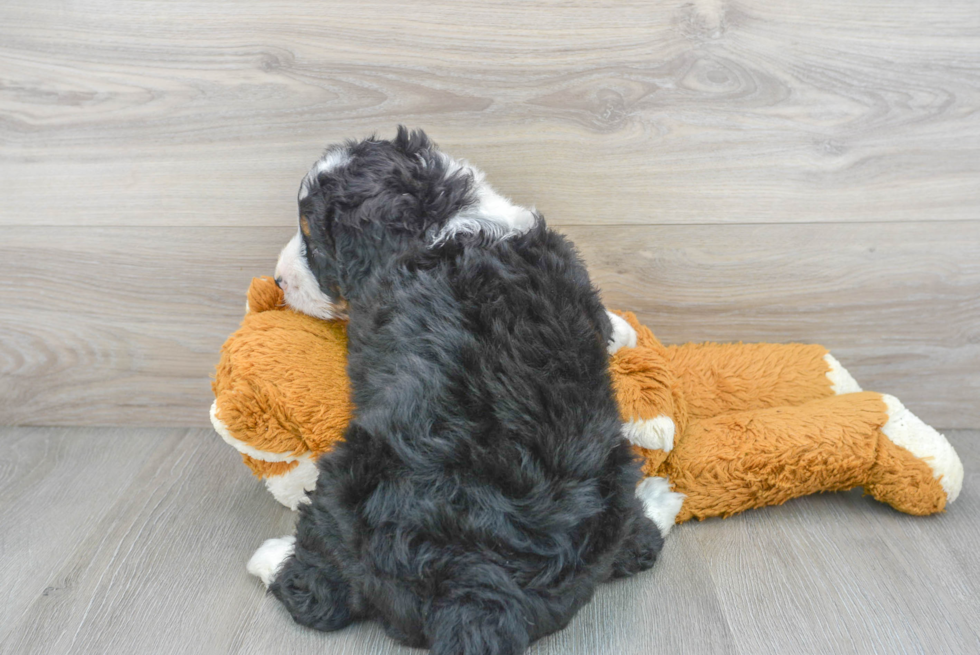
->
[[300, 215, 311, 237]]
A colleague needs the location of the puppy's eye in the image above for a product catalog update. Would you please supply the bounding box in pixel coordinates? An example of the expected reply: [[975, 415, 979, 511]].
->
[[300, 215, 311, 237]]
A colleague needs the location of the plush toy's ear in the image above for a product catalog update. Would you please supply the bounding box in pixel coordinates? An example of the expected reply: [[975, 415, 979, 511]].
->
[[245, 276, 286, 314]]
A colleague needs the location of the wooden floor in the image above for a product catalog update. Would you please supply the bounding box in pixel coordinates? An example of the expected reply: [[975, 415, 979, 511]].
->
[[0, 426, 976, 654], [2, 0, 979, 429], [2, 1, 978, 653]]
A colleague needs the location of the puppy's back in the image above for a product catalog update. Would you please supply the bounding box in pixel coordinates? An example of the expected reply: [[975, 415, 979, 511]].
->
[[337, 222, 641, 648]]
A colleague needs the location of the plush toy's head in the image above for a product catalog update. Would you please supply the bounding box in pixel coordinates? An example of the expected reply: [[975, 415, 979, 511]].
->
[[210, 277, 353, 505]]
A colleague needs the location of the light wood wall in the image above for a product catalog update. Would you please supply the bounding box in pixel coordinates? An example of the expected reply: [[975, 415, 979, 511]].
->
[[1, 1, 978, 428]]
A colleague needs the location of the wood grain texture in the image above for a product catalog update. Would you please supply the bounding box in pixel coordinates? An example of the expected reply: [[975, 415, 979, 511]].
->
[[0, 428, 166, 646], [1, 0, 978, 227], [0, 226, 282, 427], [1, 427, 977, 654], [2, 221, 978, 428], [577, 221, 980, 429], [2, 1, 977, 650], [1, 0, 978, 428], [0, 428, 296, 655]]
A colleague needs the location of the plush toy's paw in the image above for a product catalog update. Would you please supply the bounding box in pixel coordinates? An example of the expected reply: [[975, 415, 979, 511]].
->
[[247, 535, 296, 587], [212, 400, 318, 509], [606, 310, 638, 355], [880, 395, 963, 503], [622, 415, 675, 451], [636, 477, 685, 537], [264, 456, 319, 510], [824, 353, 862, 394]]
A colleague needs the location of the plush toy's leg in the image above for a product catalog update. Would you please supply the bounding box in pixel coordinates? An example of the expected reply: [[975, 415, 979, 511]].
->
[[606, 312, 680, 452], [635, 476, 686, 537], [263, 456, 319, 510], [868, 394, 963, 511], [606, 310, 638, 355], [824, 353, 862, 394], [240, 454, 320, 510], [665, 342, 859, 420], [659, 391, 961, 523]]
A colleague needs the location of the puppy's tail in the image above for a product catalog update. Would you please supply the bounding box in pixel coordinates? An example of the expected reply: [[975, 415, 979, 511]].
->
[[425, 581, 530, 655]]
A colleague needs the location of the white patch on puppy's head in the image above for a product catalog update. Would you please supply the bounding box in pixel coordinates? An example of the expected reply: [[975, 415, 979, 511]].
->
[[274, 229, 343, 320], [431, 154, 537, 246], [284, 131, 533, 314], [298, 148, 350, 202]]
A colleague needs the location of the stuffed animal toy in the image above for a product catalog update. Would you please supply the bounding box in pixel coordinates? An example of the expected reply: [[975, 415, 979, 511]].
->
[[211, 277, 963, 532]]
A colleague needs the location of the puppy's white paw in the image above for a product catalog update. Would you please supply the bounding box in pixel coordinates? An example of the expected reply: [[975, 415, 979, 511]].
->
[[824, 353, 862, 394], [606, 311, 637, 355], [247, 535, 296, 587], [881, 395, 963, 502], [622, 415, 675, 451], [636, 477, 685, 537]]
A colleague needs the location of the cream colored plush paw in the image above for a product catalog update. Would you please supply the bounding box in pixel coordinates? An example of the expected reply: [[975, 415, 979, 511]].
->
[[622, 416, 675, 451], [824, 354, 862, 394], [607, 311, 638, 355], [265, 457, 319, 510], [881, 395, 963, 502], [247, 535, 296, 587], [636, 477, 685, 537], [211, 400, 319, 510]]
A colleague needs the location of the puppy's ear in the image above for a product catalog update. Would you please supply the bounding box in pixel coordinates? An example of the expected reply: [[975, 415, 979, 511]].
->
[[300, 188, 336, 251], [394, 126, 432, 155]]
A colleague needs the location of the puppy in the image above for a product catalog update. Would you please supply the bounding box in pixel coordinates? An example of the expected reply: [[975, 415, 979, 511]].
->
[[249, 128, 669, 655]]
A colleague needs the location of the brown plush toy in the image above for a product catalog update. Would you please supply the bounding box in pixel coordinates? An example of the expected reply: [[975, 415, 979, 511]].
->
[[211, 277, 963, 532]]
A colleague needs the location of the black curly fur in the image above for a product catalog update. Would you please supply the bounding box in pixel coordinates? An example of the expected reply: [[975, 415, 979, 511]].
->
[[268, 128, 662, 654]]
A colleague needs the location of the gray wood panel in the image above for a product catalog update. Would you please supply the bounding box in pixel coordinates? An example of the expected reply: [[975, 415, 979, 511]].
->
[[2, 1, 977, 650], [2, 222, 978, 428], [0, 428, 168, 646], [1, 426, 977, 654], [694, 486, 980, 654], [1, 0, 978, 228], [0, 428, 296, 655]]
